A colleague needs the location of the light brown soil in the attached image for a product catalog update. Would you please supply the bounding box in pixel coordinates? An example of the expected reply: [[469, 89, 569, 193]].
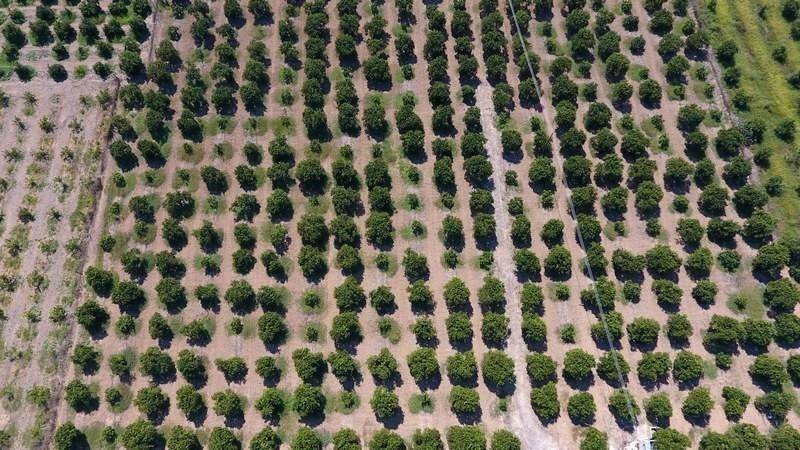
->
[[10, 0, 795, 448]]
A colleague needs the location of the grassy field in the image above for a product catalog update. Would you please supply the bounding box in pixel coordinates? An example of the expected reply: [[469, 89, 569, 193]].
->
[[700, 0, 800, 237]]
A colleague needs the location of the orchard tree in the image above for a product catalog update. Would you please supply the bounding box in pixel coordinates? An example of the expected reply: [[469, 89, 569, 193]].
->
[[645, 245, 681, 276], [637, 352, 671, 384], [208, 427, 241, 450], [609, 389, 640, 424], [627, 318, 660, 348], [763, 278, 800, 312], [682, 387, 713, 422], [135, 386, 170, 420], [740, 318, 775, 348], [530, 382, 559, 422], [121, 419, 161, 450], [563, 349, 595, 382], [580, 428, 608, 450], [567, 392, 596, 424], [449, 386, 480, 416], [672, 351, 704, 384], [755, 391, 795, 422], [407, 348, 439, 383], [490, 430, 520, 450], [482, 313, 510, 347], [645, 393, 673, 426], [677, 218, 704, 247], [753, 243, 790, 277], [775, 314, 800, 346], [293, 384, 325, 420], [332, 429, 359, 450], [258, 312, 288, 346], [446, 351, 478, 386], [749, 355, 788, 388], [65, 380, 98, 412], [367, 348, 398, 382], [370, 387, 399, 419], [544, 245, 572, 279], [292, 348, 326, 384], [482, 351, 514, 388], [527, 353, 557, 385], [478, 276, 505, 311], [369, 430, 405, 450], [54, 422, 87, 450], [327, 350, 360, 383], [177, 350, 207, 384], [330, 312, 362, 345], [140, 346, 175, 382], [652, 428, 690, 450], [167, 426, 201, 450], [85, 266, 114, 297]]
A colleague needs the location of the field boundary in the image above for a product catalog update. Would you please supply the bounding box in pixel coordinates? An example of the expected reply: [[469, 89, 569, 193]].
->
[[36, 77, 121, 450]]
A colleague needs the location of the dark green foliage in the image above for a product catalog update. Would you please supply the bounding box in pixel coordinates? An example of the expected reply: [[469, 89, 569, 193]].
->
[[562, 349, 595, 381], [722, 386, 750, 421], [481, 350, 514, 388], [637, 352, 671, 384], [65, 380, 98, 412], [530, 382, 559, 422], [749, 355, 788, 388], [567, 392, 596, 424]]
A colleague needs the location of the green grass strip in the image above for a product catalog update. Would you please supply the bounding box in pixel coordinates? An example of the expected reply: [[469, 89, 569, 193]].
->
[[703, 0, 800, 235]]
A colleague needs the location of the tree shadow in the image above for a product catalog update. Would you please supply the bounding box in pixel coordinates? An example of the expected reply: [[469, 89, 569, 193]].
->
[[683, 413, 710, 427], [515, 270, 542, 284], [475, 235, 498, 252], [367, 79, 393, 92], [611, 100, 632, 114], [300, 411, 326, 427], [598, 373, 627, 389], [676, 377, 701, 391], [646, 411, 670, 428], [740, 341, 770, 356], [413, 368, 442, 392], [373, 373, 403, 390], [377, 409, 405, 429], [88, 326, 109, 341], [222, 412, 245, 429], [611, 414, 638, 431], [564, 375, 594, 391], [455, 408, 482, 424], [339, 373, 363, 391], [667, 336, 690, 349], [638, 375, 670, 391], [503, 148, 524, 164], [333, 339, 362, 354]]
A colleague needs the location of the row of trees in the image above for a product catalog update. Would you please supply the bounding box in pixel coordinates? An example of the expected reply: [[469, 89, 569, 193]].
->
[[75, 410, 787, 450], [3, 0, 154, 80], [55, 420, 526, 450], [77, 0, 800, 445]]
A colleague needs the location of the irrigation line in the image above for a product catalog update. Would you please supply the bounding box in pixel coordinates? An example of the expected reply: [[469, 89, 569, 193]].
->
[[504, 0, 644, 433]]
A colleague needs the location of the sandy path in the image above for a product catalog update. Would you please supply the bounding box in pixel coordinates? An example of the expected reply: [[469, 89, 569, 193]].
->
[[477, 84, 559, 449]]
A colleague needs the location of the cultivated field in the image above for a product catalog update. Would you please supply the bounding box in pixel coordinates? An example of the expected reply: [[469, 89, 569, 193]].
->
[[1, 0, 800, 449]]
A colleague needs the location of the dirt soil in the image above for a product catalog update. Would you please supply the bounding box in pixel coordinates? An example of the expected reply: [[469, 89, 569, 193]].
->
[[8, 0, 795, 448]]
